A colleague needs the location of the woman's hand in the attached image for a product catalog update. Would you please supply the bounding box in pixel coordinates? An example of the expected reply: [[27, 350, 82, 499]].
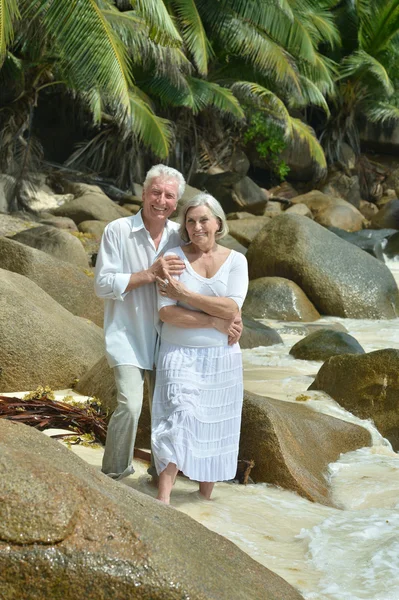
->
[[156, 270, 188, 300], [212, 313, 242, 345]]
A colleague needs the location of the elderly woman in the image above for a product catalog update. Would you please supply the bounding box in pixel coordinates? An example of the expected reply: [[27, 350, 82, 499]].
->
[[151, 193, 249, 504]]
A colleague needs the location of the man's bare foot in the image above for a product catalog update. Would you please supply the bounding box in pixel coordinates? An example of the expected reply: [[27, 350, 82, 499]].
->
[[156, 495, 170, 505]]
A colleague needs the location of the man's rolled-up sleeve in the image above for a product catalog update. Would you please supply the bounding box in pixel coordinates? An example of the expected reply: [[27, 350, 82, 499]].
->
[[94, 225, 130, 301]]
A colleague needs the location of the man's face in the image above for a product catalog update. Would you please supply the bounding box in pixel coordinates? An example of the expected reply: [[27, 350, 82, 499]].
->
[[142, 176, 179, 227]]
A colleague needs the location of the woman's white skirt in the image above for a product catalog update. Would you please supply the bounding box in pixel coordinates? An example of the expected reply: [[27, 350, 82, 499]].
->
[[151, 342, 243, 482]]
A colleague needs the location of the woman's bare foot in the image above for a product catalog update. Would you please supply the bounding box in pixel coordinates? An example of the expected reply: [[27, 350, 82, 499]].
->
[[157, 463, 178, 505]]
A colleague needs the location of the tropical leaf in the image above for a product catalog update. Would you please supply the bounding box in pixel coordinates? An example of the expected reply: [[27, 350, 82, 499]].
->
[[0, 0, 20, 66], [170, 0, 213, 75], [338, 50, 394, 95], [291, 118, 327, 170], [360, 0, 399, 56], [230, 81, 292, 134], [129, 88, 174, 157], [24, 0, 133, 113], [135, 0, 182, 46], [289, 76, 331, 115], [365, 101, 399, 124]]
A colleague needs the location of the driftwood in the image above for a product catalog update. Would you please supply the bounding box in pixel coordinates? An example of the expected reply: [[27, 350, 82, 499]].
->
[[0, 394, 107, 444]]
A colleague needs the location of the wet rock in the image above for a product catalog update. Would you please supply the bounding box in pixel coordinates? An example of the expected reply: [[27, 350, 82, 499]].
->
[[370, 199, 399, 229], [291, 190, 365, 231], [10, 225, 89, 268], [243, 277, 320, 321], [78, 220, 108, 237], [75, 356, 151, 449], [0, 237, 103, 327], [327, 226, 396, 260], [0, 269, 104, 391], [308, 349, 399, 451], [50, 191, 130, 225], [240, 317, 283, 349], [227, 217, 270, 247], [239, 391, 371, 505], [0, 420, 304, 600], [247, 214, 399, 319], [289, 329, 365, 361]]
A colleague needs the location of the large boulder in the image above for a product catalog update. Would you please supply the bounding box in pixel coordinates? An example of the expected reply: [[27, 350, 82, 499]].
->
[[0, 237, 103, 327], [191, 172, 268, 215], [0, 269, 104, 392], [39, 215, 79, 231], [384, 231, 399, 259], [0, 420, 304, 600], [75, 356, 151, 449], [51, 191, 131, 224], [289, 329, 365, 361], [240, 317, 283, 349], [239, 392, 371, 505], [78, 220, 108, 237], [320, 172, 362, 208], [10, 225, 89, 268], [218, 234, 247, 254], [243, 277, 320, 322], [227, 217, 270, 247], [370, 199, 399, 229], [291, 190, 365, 232], [308, 349, 399, 451], [246, 214, 399, 319]]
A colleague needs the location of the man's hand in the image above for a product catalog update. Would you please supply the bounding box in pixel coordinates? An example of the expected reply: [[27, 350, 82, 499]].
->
[[148, 253, 185, 281], [212, 312, 243, 345]]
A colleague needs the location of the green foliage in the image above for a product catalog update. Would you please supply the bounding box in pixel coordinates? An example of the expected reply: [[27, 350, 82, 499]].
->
[[243, 111, 290, 180]]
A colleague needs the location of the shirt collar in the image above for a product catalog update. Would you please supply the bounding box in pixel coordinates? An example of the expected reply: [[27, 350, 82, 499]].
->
[[130, 209, 175, 234]]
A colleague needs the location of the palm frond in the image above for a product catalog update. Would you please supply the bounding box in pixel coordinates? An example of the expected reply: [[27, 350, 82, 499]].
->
[[135, 0, 182, 46], [289, 76, 331, 115], [129, 88, 174, 157], [186, 77, 244, 118], [171, 0, 213, 75], [230, 81, 292, 135], [360, 0, 399, 56], [291, 118, 327, 170], [365, 101, 399, 124], [0, 0, 20, 66], [24, 0, 133, 114], [338, 50, 394, 95]]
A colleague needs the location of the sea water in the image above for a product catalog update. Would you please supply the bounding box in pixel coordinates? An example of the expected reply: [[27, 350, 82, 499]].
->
[[38, 258, 399, 599]]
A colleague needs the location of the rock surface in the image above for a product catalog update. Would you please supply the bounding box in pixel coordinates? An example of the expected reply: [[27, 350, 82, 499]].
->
[[291, 190, 364, 231], [308, 349, 399, 450], [247, 214, 399, 319], [0, 269, 104, 392], [227, 217, 270, 247], [51, 191, 130, 224], [239, 391, 372, 505], [10, 224, 89, 268], [0, 420, 304, 600], [0, 237, 103, 327], [240, 317, 283, 349], [370, 198, 399, 229], [243, 277, 320, 322], [289, 329, 365, 361]]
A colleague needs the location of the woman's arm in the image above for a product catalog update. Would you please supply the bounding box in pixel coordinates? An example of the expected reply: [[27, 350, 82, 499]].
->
[[159, 306, 238, 337]]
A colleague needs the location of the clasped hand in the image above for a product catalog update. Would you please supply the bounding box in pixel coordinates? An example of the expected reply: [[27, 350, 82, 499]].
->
[[149, 254, 185, 281], [156, 270, 186, 300]]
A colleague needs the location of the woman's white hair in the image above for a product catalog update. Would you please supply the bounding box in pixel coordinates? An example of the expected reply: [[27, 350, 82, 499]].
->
[[143, 164, 186, 200], [178, 192, 229, 243]]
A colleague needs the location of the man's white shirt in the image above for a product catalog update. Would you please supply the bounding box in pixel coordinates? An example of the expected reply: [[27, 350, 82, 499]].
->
[[95, 210, 181, 369]]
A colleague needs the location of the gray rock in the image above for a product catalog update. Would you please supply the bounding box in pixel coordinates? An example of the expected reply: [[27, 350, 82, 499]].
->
[[289, 329, 365, 361], [239, 391, 371, 505], [0, 237, 103, 327], [327, 226, 396, 260], [320, 172, 362, 208], [308, 349, 399, 451], [240, 317, 283, 349], [243, 277, 320, 321], [10, 225, 89, 268], [227, 217, 270, 247], [191, 172, 267, 215], [39, 216, 79, 231], [246, 214, 399, 319], [0, 420, 304, 600], [0, 269, 104, 391], [370, 199, 399, 229]]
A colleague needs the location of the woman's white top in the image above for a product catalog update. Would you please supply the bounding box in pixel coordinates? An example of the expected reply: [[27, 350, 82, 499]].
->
[[158, 246, 249, 347]]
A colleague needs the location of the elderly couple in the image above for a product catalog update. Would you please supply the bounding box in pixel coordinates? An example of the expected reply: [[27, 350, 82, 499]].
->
[[95, 165, 248, 504]]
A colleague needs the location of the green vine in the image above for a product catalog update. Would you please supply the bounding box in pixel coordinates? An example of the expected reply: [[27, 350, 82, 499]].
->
[[244, 112, 290, 180]]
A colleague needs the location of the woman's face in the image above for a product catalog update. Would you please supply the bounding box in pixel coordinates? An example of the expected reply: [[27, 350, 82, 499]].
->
[[185, 205, 220, 245]]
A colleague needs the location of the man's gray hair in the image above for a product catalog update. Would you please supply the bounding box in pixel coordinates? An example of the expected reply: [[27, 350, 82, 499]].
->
[[143, 164, 186, 200], [178, 192, 229, 243]]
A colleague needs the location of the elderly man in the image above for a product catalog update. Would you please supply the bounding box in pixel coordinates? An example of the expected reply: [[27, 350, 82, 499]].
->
[[95, 164, 241, 480]]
